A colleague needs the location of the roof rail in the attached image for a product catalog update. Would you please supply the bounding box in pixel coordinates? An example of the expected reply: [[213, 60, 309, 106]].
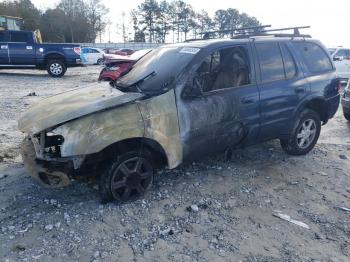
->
[[232, 26, 311, 39]]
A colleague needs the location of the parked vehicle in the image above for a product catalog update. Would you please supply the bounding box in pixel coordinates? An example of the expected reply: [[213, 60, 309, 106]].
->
[[81, 47, 104, 65], [98, 49, 152, 84], [18, 26, 340, 203], [0, 15, 23, 31], [103, 48, 134, 56], [341, 79, 350, 120], [328, 47, 350, 79], [0, 30, 82, 77]]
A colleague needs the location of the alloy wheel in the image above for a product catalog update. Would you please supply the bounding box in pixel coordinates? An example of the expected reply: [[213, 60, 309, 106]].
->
[[50, 63, 63, 75], [296, 119, 317, 149], [110, 156, 153, 201]]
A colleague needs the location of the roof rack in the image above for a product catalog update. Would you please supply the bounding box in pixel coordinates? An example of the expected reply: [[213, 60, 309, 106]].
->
[[184, 25, 311, 43], [201, 25, 271, 39], [231, 26, 311, 39]]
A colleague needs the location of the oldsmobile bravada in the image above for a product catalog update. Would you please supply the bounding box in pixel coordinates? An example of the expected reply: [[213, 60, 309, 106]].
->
[[18, 27, 340, 203]]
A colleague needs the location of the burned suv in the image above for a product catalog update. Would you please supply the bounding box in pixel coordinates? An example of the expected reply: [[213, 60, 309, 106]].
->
[[18, 28, 340, 203]]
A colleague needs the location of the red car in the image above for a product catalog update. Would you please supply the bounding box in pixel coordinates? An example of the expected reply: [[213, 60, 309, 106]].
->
[[98, 49, 152, 84], [103, 48, 134, 56]]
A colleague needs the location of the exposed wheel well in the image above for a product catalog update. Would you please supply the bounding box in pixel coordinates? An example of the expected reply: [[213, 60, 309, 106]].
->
[[44, 53, 66, 65], [305, 99, 328, 123], [81, 138, 168, 176]]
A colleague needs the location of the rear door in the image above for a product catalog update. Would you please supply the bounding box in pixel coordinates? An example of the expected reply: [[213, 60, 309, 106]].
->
[[0, 31, 9, 65], [8, 31, 36, 65], [254, 41, 308, 140], [90, 48, 101, 64]]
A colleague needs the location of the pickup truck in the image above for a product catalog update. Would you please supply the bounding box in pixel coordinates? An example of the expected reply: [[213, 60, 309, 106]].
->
[[0, 30, 82, 77]]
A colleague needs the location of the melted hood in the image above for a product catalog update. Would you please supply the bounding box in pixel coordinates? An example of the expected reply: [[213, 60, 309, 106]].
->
[[18, 84, 144, 134]]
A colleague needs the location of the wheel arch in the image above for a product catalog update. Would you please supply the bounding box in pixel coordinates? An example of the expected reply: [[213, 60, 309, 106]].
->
[[44, 52, 66, 65], [92, 137, 169, 169], [295, 96, 328, 123]]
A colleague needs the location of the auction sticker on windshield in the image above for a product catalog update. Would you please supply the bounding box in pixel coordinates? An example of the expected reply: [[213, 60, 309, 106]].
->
[[180, 47, 200, 54]]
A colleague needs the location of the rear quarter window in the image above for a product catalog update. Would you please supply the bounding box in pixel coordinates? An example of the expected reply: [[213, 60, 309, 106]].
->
[[293, 42, 333, 73], [10, 31, 29, 42]]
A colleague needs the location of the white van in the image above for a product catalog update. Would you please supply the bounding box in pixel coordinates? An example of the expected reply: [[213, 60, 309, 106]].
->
[[328, 47, 350, 79]]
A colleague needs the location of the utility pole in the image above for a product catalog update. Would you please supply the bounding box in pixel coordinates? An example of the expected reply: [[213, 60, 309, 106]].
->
[[122, 12, 127, 43]]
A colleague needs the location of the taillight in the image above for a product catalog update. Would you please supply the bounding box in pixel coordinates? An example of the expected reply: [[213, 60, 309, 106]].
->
[[335, 78, 347, 93], [74, 47, 81, 55]]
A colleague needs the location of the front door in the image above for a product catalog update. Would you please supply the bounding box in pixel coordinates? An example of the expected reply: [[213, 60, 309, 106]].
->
[[0, 31, 9, 65], [8, 31, 36, 65], [177, 44, 260, 161]]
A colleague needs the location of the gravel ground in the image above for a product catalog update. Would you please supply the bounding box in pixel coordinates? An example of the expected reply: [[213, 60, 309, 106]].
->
[[0, 67, 350, 262]]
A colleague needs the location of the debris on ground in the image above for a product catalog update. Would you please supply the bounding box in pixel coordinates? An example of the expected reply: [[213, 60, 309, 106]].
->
[[336, 206, 350, 212], [339, 154, 349, 160], [187, 204, 199, 212], [317, 171, 328, 177], [273, 212, 310, 229]]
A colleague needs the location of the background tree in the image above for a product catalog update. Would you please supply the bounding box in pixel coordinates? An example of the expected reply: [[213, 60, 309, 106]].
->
[[40, 8, 67, 42], [196, 10, 214, 38], [86, 0, 109, 42], [155, 0, 172, 43], [1, 0, 262, 43], [137, 0, 160, 43]]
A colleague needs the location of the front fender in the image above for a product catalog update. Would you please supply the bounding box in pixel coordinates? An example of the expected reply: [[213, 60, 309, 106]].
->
[[53, 102, 144, 157]]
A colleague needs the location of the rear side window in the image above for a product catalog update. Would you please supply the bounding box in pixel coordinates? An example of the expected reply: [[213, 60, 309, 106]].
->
[[280, 43, 297, 78], [256, 42, 285, 82], [10, 31, 29, 42], [91, 49, 100, 53], [293, 42, 333, 73]]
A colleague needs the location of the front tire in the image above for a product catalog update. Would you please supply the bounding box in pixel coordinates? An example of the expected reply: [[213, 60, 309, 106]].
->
[[46, 60, 66, 77], [280, 109, 321, 155], [97, 58, 104, 65], [99, 151, 154, 203]]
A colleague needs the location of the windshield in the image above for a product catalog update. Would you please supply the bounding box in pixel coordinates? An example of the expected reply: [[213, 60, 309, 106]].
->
[[117, 46, 200, 94], [328, 48, 336, 55]]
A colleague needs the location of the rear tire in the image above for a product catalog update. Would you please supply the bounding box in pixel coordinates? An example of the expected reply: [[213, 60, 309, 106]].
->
[[280, 109, 321, 155], [99, 150, 154, 204], [344, 112, 350, 121], [46, 60, 66, 77]]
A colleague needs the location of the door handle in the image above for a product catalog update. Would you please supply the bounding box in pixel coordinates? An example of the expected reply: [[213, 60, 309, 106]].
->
[[295, 86, 305, 93], [1, 45, 8, 49], [26, 46, 33, 50], [241, 97, 255, 104]]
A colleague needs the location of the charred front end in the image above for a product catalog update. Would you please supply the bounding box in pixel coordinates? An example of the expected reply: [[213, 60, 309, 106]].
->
[[21, 131, 81, 187]]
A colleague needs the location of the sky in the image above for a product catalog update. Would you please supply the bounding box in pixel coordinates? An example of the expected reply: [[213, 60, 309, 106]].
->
[[31, 0, 350, 47]]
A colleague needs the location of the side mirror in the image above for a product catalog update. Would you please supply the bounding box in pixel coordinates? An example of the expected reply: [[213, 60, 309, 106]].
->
[[333, 56, 343, 61]]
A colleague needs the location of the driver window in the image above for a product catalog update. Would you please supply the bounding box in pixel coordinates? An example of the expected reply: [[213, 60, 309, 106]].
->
[[195, 46, 251, 93]]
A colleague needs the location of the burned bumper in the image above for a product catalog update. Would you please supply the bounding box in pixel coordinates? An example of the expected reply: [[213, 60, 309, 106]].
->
[[21, 136, 71, 188]]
